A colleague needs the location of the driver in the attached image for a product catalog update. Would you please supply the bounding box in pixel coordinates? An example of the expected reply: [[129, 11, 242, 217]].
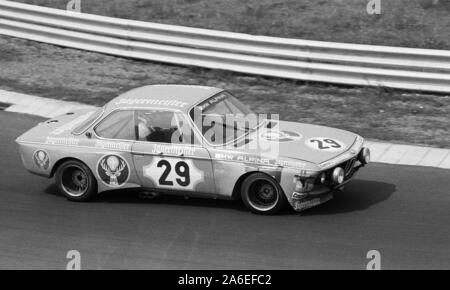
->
[[137, 113, 173, 143]]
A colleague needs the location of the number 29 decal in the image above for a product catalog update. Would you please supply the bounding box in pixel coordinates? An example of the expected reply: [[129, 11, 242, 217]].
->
[[157, 159, 190, 186], [305, 137, 345, 152], [143, 157, 204, 190]]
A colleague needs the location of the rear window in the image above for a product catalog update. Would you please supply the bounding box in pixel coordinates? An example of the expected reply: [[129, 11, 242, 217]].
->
[[95, 110, 135, 140], [72, 107, 104, 135]]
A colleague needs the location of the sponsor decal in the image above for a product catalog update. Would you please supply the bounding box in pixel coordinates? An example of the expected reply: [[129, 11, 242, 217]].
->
[[260, 130, 302, 142], [114, 98, 188, 108], [49, 112, 94, 135], [294, 194, 332, 211], [97, 155, 130, 187], [33, 150, 50, 170], [214, 153, 271, 165], [213, 153, 307, 169], [235, 155, 271, 165], [214, 153, 236, 161], [152, 144, 196, 156], [143, 157, 203, 191], [275, 159, 307, 169], [45, 136, 80, 146], [294, 198, 322, 211], [305, 137, 345, 152], [197, 92, 228, 111], [95, 140, 132, 151]]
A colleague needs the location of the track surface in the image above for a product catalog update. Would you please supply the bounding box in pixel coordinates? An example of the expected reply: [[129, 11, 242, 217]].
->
[[0, 111, 448, 269]]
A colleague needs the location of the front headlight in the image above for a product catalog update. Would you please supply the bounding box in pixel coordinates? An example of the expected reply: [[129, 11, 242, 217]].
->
[[332, 167, 345, 184], [358, 147, 370, 164]]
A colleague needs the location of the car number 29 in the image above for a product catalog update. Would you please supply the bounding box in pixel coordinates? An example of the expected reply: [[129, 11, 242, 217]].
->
[[305, 137, 345, 152], [157, 159, 190, 186], [143, 157, 204, 190]]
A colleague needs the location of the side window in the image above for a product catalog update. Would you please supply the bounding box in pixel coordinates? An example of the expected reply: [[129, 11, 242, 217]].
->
[[208, 100, 232, 115], [95, 110, 135, 140], [136, 110, 196, 144], [176, 116, 197, 145]]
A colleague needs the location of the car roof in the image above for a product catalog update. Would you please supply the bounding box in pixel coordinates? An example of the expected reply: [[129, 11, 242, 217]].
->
[[106, 85, 223, 113]]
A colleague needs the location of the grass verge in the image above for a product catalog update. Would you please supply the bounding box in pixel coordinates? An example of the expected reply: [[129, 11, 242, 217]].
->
[[12, 0, 450, 49], [1, 36, 449, 148]]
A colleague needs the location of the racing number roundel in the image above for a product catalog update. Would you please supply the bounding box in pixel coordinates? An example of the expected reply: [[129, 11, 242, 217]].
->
[[305, 137, 345, 152], [143, 157, 203, 191]]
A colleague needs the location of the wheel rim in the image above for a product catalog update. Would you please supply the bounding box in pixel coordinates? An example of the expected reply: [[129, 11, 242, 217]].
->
[[247, 179, 279, 211], [61, 165, 89, 197]]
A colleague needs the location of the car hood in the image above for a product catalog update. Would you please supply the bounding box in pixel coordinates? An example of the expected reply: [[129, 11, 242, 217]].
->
[[16, 109, 97, 143], [238, 120, 359, 165]]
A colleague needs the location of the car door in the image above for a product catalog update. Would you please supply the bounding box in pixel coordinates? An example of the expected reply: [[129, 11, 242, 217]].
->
[[92, 109, 140, 192], [131, 109, 216, 195]]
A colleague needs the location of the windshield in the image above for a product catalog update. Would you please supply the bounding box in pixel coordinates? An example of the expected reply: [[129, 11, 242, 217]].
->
[[189, 91, 260, 145], [72, 107, 104, 135]]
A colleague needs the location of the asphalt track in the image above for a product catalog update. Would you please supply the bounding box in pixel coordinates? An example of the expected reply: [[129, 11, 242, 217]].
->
[[0, 111, 448, 269]]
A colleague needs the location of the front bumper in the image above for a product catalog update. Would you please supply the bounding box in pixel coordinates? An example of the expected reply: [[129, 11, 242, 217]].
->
[[292, 191, 334, 212], [290, 162, 365, 212]]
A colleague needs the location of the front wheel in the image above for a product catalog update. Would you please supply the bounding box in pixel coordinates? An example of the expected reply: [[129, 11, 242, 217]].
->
[[240, 173, 287, 214], [55, 160, 97, 201]]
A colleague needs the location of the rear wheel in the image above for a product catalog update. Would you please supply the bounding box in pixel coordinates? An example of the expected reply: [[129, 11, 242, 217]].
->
[[55, 160, 97, 201], [240, 173, 287, 214]]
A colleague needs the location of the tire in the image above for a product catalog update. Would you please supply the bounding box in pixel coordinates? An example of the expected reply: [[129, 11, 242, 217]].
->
[[55, 160, 98, 201], [240, 173, 287, 214]]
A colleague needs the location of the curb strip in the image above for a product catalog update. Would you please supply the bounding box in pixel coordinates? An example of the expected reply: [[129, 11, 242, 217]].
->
[[0, 89, 448, 169]]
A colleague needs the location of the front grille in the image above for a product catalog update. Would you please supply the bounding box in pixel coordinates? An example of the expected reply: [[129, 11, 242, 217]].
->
[[345, 166, 358, 180], [315, 157, 358, 186], [343, 158, 357, 176]]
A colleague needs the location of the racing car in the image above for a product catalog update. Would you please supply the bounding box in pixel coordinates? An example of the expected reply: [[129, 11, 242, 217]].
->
[[16, 85, 370, 214]]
